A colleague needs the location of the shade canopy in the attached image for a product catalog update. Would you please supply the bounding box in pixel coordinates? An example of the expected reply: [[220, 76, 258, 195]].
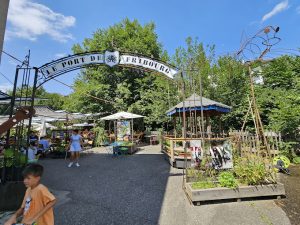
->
[[73, 122, 95, 127], [100, 111, 144, 121], [166, 93, 231, 117]]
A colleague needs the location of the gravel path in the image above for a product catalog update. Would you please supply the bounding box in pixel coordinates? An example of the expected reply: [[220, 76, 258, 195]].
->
[[37, 145, 290, 225], [276, 165, 300, 225]]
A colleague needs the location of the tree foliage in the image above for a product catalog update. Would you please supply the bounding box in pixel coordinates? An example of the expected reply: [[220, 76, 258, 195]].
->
[[64, 18, 173, 128], [59, 19, 299, 140]]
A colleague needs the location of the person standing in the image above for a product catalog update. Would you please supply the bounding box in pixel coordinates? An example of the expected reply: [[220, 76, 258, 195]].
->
[[67, 129, 83, 168]]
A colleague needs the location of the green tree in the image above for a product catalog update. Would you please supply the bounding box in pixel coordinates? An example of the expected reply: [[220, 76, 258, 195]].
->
[[65, 18, 174, 128], [172, 38, 248, 131], [7, 86, 65, 111], [256, 55, 300, 139]]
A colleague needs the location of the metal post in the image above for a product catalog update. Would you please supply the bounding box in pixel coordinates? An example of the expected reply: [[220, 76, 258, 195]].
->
[[180, 71, 187, 186], [26, 67, 38, 154], [199, 75, 204, 138], [6, 67, 19, 146], [181, 71, 187, 139]]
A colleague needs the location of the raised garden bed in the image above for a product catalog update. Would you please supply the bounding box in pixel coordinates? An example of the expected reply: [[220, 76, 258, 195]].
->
[[185, 182, 285, 205]]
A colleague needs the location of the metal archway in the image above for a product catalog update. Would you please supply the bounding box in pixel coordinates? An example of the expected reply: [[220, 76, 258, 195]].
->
[[37, 50, 179, 87]]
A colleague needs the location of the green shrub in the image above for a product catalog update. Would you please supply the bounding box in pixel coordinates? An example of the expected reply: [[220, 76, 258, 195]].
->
[[4, 148, 14, 158], [4, 148, 14, 167], [122, 141, 134, 147], [293, 156, 300, 164], [234, 155, 274, 185], [191, 180, 216, 189], [3, 148, 27, 167], [15, 154, 27, 167], [93, 126, 107, 146], [186, 168, 204, 181], [279, 141, 297, 160], [218, 171, 238, 188]]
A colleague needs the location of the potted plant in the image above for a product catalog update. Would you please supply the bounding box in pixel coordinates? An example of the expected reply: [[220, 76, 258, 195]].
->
[[0, 148, 27, 210], [93, 127, 108, 146]]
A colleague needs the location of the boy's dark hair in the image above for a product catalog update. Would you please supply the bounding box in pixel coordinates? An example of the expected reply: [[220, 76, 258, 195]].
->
[[22, 163, 44, 177], [30, 141, 36, 146], [73, 129, 79, 133]]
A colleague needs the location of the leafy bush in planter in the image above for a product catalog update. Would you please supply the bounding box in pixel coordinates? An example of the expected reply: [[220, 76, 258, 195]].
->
[[3, 148, 16, 167], [1, 148, 27, 178], [191, 180, 216, 189], [279, 141, 297, 160], [4, 148, 14, 158], [234, 155, 275, 185], [93, 126, 107, 146], [186, 168, 205, 181], [293, 156, 300, 164], [122, 142, 134, 147], [218, 171, 238, 188]]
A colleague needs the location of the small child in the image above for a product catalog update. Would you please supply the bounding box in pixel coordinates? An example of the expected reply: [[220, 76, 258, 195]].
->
[[4, 163, 56, 225], [27, 142, 38, 162]]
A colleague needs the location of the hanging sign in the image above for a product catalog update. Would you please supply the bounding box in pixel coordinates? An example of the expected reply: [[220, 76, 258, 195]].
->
[[117, 120, 131, 141], [119, 54, 177, 79], [39, 50, 178, 81]]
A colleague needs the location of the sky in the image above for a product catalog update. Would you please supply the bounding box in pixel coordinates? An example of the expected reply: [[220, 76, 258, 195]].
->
[[1, 0, 300, 95]]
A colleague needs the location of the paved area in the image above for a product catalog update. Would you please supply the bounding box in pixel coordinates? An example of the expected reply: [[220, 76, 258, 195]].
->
[[2, 145, 291, 225]]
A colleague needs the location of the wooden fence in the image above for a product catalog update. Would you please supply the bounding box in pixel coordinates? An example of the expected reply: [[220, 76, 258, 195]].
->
[[230, 130, 282, 157]]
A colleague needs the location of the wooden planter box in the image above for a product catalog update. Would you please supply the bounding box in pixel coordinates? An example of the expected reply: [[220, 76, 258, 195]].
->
[[185, 182, 285, 205], [115, 145, 138, 155], [0, 181, 26, 210]]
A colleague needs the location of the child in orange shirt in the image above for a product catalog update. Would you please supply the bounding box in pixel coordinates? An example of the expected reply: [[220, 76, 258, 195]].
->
[[5, 163, 56, 225]]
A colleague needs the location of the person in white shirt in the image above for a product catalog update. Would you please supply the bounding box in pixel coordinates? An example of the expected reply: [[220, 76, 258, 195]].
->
[[26, 141, 38, 162], [38, 136, 50, 154]]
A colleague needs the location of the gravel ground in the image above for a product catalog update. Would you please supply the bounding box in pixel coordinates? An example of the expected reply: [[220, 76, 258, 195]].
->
[[19, 145, 291, 225], [276, 164, 300, 225]]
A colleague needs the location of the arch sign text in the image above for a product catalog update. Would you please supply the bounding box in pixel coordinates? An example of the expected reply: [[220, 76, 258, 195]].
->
[[39, 51, 178, 85]]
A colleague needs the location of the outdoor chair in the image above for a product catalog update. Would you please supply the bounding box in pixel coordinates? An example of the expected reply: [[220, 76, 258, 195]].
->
[[132, 133, 143, 145], [150, 135, 158, 145]]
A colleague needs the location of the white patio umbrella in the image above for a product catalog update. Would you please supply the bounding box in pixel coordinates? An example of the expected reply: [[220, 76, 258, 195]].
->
[[100, 112, 144, 144], [73, 122, 95, 127], [100, 111, 144, 121]]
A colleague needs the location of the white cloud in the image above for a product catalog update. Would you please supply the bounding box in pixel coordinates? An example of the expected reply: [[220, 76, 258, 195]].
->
[[54, 53, 67, 59], [7, 0, 76, 42], [0, 83, 13, 92], [261, 0, 289, 22]]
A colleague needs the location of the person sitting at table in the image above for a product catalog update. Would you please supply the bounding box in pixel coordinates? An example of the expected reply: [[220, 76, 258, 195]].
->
[[26, 141, 39, 162], [38, 136, 50, 154], [109, 132, 115, 143], [82, 129, 89, 138], [29, 131, 38, 143]]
